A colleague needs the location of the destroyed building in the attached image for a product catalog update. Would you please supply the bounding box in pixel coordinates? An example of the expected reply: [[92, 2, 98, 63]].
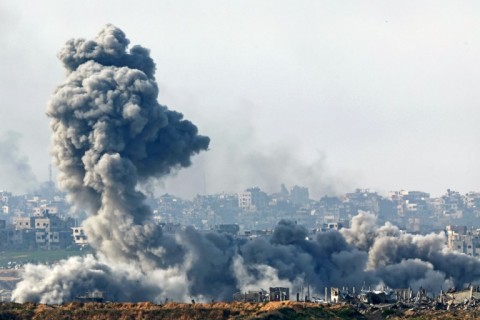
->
[[331, 287, 355, 303], [444, 286, 480, 305], [232, 290, 267, 302], [232, 288, 288, 302], [446, 225, 480, 256], [358, 288, 396, 304], [269, 287, 289, 301], [71, 227, 88, 246], [75, 291, 106, 303]]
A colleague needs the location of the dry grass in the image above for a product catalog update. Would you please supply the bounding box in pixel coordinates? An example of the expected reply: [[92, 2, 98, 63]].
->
[[3, 301, 480, 320]]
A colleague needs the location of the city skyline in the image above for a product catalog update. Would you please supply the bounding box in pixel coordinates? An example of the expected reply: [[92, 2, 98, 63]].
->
[[1, 1, 480, 199]]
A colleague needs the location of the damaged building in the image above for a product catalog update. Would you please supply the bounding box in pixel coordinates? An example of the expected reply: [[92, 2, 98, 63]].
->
[[232, 290, 268, 302], [233, 287, 289, 302], [269, 287, 289, 301]]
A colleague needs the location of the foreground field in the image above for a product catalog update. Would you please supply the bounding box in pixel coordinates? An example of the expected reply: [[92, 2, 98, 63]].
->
[[0, 301, 362, 320], [1, 301, 480, 320]]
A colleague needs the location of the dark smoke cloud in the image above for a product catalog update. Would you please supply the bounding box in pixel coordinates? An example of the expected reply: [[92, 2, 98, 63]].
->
[[12, 25, 480, 303], [13, 24, 210, 303], [239, 221, 376, 291], [47, 24, 209, 267], [375, 259, 453, 292], [0, 131, 38, 193]]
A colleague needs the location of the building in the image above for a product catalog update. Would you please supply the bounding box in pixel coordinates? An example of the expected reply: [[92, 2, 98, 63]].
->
[[331, 287, 355, 303], [15, 217, 34, 230], [238, 188, 268, 211], [72, 227, 88, 245], [445, 286, 480, 305], [290, 186, 309, 206], [233, 290, 267, 302], [442, 189, 465, 218], [15, 214, 73, 249], [214, 224, 240, 236], [344, 189, 381, 215], [269, 287, 289, 301], [358, 288, 396, 304], [446, 225, 480, 256]]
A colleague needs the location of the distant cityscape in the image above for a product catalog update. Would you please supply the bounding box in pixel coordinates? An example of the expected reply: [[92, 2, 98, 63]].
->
[[0, 182, 479, 258]]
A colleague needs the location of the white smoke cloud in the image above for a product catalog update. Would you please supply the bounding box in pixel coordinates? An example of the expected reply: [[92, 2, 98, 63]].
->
[[232, 255, 300, 293]]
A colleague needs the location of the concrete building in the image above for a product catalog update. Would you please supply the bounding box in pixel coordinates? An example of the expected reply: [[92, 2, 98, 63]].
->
[[269, 287, 289, 301], [331, 287, 356, 303], [72, 227, 88, 245], [465, 192, 480, 209], [445, 286, 480, 305], [15, 217, 34, 230], [0, 228, 34, 250], [290, 186, 309, 206], [238, 188, 268, 211], [15, 214, 73, 249], [344, 189, 381, 215], [447, 225, 480, 256], [233, 290, 267, 302], [442, 189, 465, 218]]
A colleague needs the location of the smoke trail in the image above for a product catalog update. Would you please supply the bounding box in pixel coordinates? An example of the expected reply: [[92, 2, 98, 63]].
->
[[12, 25, 480, 303]]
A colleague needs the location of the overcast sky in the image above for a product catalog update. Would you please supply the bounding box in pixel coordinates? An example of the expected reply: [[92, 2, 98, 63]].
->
[[1, 1, 480, 198]]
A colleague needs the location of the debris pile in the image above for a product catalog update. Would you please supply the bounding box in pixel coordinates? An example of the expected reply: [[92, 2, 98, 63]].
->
[[331, 285, 480, 318]]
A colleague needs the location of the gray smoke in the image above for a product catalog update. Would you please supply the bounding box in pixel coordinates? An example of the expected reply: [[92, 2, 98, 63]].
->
[[49, 24, 209, 268], [0, 131, 38, 193], [13, 24, 210, 303], [12, 25, 480, 303], [207, 138, 349, 199], [343, 212, 480, 292]]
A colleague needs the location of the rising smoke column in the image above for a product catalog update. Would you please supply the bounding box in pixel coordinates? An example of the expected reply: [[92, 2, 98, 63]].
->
[[13, 24, 210, 303], [51, 25, 209, 266], [48, 25, 209, 268]]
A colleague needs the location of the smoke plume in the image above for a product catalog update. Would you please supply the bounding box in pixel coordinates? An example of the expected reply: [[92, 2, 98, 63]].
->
[[12, 25, 480, 303], [13, 24, 210, 303], [0, 131, 38, 193]]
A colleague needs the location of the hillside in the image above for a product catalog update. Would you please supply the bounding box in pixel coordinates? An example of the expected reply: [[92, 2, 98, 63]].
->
[[0, 301, 363, 320], [1, 301, 480, 320]]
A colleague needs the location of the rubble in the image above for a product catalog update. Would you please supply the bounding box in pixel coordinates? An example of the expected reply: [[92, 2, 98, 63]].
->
[[343, 285, 480, 318], [75, 290, 106, 303], [231, 284, 480, 318]]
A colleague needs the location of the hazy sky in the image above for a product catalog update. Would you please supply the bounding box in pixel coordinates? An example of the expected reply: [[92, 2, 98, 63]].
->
[[1, 1, 480, 198]]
